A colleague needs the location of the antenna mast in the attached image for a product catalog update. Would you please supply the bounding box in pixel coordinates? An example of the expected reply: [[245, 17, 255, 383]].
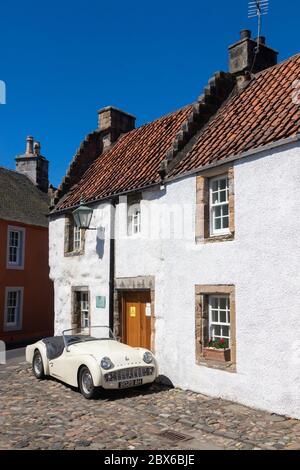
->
[[248, 0, 269, 52]]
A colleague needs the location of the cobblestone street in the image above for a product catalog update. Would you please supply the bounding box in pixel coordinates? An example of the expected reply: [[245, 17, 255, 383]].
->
[[1, 363, 300, 450]]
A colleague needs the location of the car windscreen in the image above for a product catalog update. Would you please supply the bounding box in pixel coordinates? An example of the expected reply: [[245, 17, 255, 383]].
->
[[62, 326, 116, 348]]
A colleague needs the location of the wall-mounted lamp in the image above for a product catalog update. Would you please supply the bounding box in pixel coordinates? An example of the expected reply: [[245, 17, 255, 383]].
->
[[73, 199, 95, 230]]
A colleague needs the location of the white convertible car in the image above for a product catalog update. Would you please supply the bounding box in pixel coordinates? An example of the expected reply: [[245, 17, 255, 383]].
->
[[26, 326, 158, 399]]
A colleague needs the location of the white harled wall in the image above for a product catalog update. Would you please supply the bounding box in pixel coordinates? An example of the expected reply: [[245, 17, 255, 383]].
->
[[49, 203, 112, 334], [50, 141, 300, 418]]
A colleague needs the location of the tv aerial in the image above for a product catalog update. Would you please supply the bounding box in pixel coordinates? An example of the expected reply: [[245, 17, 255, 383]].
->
[[248, 1, 269, 52]]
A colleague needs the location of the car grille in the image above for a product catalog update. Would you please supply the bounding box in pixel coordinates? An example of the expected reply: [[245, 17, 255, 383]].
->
[[104, 366, 155, 382]]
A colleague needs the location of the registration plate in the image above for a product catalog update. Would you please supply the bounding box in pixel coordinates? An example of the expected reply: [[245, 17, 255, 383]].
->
[[119, 379, 143, 389]]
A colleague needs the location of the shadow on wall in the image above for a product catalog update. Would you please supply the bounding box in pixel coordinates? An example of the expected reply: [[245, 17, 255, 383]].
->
[[96, 227, 105, 259]]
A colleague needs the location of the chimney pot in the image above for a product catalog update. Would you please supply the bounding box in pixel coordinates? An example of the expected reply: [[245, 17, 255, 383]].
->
[[240, 29, 251, 40], [34, 141, 41, 156], [26, 136, 34, 155]]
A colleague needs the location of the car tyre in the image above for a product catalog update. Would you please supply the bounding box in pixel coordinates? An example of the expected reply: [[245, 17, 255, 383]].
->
[[139, 382, 153, 391], [79, 366, 99, 399], [32, 350, 45, 380]]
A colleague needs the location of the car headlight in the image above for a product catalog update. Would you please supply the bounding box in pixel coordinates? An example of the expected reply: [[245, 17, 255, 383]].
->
[[100, 357, 114, 370], [143, 352, 153, 364]]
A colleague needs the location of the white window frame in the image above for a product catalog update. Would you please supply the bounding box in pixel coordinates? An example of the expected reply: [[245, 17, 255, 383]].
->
[[80, 292, 89, 329], [73, 225, 82, 251], [4, 287, 24, 331], [128, 202, 141, 236], [209, 175, 230, 236], [208, 294, 230, 347], [6, 226, 25, 270]]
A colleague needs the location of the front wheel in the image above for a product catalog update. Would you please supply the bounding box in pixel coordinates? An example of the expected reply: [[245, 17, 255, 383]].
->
[[32, 350, 45, 379], [78, 366, 99, 399]]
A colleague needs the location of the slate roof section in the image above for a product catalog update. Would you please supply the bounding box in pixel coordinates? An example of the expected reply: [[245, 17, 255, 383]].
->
[[0, 167, 50, 227], [171, 54, 300, 176]]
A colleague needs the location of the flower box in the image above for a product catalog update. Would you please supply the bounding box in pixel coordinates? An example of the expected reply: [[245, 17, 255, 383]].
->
[[203, 347, 231, 362]]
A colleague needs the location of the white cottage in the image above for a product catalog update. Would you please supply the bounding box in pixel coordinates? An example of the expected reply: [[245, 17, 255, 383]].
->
[[49, 32, 300, 419]]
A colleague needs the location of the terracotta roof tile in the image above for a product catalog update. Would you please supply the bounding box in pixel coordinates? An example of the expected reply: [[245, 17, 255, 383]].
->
[[171, 54, 300, 176], [55, 105, 193, 210]]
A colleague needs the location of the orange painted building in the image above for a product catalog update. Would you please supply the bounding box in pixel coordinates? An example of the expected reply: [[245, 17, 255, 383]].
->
[[0, 138, 54, 345]]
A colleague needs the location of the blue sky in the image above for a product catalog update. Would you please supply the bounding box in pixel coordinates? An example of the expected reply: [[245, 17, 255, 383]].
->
[[0, 0, 299, 187]]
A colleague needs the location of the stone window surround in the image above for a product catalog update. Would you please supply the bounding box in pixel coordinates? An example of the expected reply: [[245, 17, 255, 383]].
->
[[64, 214, 86, 257], [195, 164, 235, 244], [114, 276, 155, 353], [195, 284, 236, 373], [71, 286, 90, 331]]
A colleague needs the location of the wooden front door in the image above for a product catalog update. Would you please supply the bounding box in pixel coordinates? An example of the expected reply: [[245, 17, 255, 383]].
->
[[123, 291, 152, 350]]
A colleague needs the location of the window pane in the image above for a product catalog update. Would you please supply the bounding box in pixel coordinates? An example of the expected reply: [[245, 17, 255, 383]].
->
[[222, 205, 229, 216], [219, 297, 227, 310], [214, 325, 221, 336], [212, 192, 219, 204], [222, 216, 229, 229], [215, 206, 221, 217], [220, 190, 227, 202], [220, 311, 227, 323], [222, 326, 230, 338], [214, 217, 221, 230], [212, 310, 218, 322], [220, 178, 227, 190], [212, 180, 218, 192]]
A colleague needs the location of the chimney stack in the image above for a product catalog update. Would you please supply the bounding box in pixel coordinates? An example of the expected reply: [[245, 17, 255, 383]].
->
[[16, 136, 49, 193], [229, 30, 278, 76], [98, 106, 136, 149]]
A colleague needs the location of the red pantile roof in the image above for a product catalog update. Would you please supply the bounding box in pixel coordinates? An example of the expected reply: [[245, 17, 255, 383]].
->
[[55, 105, 193, 210], [171, 54, 300, 176]]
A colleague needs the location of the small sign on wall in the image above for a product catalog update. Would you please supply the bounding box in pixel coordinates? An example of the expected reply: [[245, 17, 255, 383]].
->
[[145, 303, 151, 317], [130, 306, 136, 317], [96, 296, 106, 309]]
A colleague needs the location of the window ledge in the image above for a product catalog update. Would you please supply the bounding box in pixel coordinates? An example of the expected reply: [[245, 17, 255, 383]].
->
[[64, 250, 85, 257], [3, 325, 22, 332], [6, 264, 25, 270], [197, 357, 236, 373], [196, 233, 234, 244]]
